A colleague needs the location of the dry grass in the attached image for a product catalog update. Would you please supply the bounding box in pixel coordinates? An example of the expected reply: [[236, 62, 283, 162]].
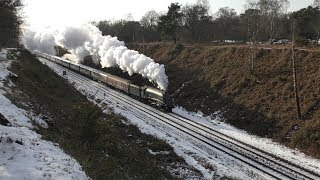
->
[[130, 43, 320, 158], [6, 49, 202, 179]]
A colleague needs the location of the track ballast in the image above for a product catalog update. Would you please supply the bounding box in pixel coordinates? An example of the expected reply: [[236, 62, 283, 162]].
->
[[39, 57, 320, 180]]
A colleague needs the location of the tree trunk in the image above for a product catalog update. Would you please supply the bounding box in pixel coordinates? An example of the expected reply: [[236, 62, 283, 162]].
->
[[142, 35, 145, 54], [270, 17, 274, 40], [251, 35, 257, 73], [251, 45, 255, 72], [192, 27, 195, 43], [172, 33, 177, 44]]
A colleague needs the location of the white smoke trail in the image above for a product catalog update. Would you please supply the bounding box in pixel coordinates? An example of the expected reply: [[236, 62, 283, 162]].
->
[[23, 30, 56, 55], [22, 24, 169, 90]]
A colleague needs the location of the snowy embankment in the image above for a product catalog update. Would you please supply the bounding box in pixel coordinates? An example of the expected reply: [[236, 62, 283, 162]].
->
[[172, 107, 320, 174], [39, 57, 265, 179], [0, 49, 88, 180], [40, 56, 320, 179]]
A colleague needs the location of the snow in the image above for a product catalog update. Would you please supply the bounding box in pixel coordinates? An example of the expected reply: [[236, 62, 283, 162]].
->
[[40, 58, 271, 179], [0, 126, 87, 180], [39, 55, 320, 179], [172, 106, 320, 174], [32, 114, 49, 128], [0, 49, 7, 60], [0, 49, 88, 180], [148, 149, 170, 156]]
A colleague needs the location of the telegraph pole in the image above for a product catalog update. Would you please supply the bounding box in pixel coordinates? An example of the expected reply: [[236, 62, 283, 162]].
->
[[291, 22, 302, 120]]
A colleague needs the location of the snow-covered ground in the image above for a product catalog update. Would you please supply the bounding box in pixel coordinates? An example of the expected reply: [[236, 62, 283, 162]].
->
[[0, 49, 88, 180], [40, 56, 320, 179], [39, 58, 270, 179], [8, 49, 320, 180], [172, 107, 320, 173]]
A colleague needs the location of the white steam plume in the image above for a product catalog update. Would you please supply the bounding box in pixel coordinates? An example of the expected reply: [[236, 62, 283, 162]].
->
[[22, 24, 169, 90], [23, 30, 56, 55]]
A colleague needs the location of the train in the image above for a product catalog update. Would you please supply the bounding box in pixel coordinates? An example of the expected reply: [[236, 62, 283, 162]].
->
[[35, 52, 174, 111]]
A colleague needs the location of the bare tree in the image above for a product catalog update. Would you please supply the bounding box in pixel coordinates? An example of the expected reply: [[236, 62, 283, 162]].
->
[[215, 7, 238, 41], [242, 9, 260, 43], [140, 10, 160, 52], [241, 8, 261, 72], [197, 0, 210, 8], [246, 0, 289, 40], [182, 2, 209, 42], [244, 1, 262, 41], [314, 0, 320, 7], [124, 13, 134, 21], [244, 1, 261, 72], [268, 0, 289, 39], [140, 10, 159, 30], [216, 7, 237, 18]]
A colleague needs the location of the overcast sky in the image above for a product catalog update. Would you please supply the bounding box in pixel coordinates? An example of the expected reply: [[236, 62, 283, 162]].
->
[[23, 0, 314, 29]]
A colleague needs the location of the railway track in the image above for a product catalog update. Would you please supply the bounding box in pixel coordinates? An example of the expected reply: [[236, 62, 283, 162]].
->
[[39, 57, 320, 180]]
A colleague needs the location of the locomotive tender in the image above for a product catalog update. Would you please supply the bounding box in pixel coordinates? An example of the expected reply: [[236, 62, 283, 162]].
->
[[35, 52, 173, 111]]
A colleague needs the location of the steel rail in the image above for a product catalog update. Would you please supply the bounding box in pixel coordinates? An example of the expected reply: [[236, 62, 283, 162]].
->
[[39, 57, 320, 180]]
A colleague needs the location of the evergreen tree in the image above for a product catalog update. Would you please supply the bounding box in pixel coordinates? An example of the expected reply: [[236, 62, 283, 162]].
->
[[158, 3, 183, 43], [0, 0, 23, 48]]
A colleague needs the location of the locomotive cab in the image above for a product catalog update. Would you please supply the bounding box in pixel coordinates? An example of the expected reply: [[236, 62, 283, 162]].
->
[[142, 86, 173, 112]]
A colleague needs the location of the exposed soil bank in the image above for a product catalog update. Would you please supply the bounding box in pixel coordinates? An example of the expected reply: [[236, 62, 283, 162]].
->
[[129, 43, 320, 158]]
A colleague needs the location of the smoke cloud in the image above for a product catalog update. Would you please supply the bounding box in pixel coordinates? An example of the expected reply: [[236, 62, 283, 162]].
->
[[22, 24, 168, 90], [23, 30, 56, 55]]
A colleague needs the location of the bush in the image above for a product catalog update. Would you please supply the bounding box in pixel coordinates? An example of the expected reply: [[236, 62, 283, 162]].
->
[[294, 36, 309, 46]]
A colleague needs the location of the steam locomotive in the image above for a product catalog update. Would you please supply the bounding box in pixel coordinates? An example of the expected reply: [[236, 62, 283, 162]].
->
[[35, 52, 173, 111]]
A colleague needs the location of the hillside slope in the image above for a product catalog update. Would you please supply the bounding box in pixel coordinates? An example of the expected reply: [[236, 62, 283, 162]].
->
[[130, 43, 320, 158], [4, 49, 203, 179]]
